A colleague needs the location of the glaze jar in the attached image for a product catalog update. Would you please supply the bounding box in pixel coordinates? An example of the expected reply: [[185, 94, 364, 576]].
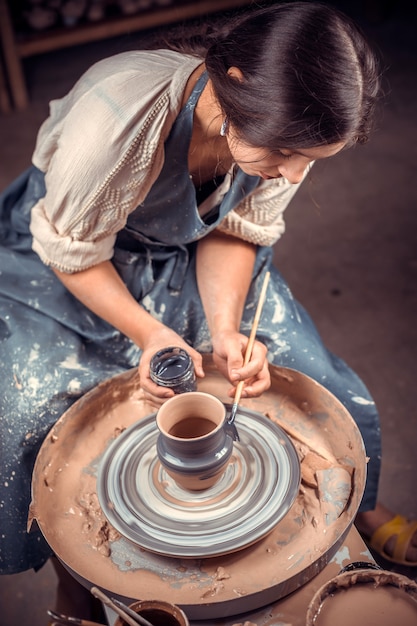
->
[[113, 599, 189, 626], [156, 391, 233, 491], [149, 347, 197, 394]]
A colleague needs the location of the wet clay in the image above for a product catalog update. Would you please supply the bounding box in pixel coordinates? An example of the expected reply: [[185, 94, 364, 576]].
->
[[306, 569, 417, 626], [30, 357, 367, 620], [98, 406, 300, 553], [313, 583, 417, 626]]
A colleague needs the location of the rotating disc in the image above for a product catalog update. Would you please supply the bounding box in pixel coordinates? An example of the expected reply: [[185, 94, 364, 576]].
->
[[97, 405, 300, 558]]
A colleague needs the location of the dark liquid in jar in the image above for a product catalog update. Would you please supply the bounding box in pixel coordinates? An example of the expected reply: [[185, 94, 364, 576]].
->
[[153, 354, 189, 379], [150, 348, 196, 393], [131, 610, 181, 626], [169, 417, 216, 439]]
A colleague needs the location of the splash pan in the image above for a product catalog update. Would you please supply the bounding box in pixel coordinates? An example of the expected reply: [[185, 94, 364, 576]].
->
[[97, 407, 300, 558], [30, 358, 366, 620]]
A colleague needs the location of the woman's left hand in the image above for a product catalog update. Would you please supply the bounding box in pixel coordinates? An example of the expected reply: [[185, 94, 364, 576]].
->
[[211, 330, 271, 398]]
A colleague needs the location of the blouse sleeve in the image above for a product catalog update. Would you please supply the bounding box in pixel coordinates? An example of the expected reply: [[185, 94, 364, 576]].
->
[[216, 171, 310, 246], [29, 52, 200, 273]]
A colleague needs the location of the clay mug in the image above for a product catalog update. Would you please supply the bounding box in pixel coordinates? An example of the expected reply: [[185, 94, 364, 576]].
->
[[113, 599, 189, 626], [156, 391, 234, 490]]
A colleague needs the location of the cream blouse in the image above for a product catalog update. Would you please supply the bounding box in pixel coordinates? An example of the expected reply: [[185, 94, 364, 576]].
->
[[30, 49, 303, 273]]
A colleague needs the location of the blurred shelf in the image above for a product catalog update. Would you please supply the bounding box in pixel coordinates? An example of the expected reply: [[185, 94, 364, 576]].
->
[[0, 0, 254, 111]]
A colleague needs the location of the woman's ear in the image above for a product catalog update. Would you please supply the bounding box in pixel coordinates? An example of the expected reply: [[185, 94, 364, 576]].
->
[[227, 66, 244, 82]]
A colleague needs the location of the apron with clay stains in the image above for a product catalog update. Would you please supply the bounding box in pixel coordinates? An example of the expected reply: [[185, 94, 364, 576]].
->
[[0, 73, 380, 574]]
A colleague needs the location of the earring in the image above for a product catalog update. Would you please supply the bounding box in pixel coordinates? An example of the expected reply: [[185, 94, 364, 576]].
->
[[220, 117, 229, 137]]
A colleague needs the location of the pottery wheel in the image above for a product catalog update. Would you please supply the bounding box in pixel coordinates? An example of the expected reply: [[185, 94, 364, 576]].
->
[[30, 358, 366, 620], [97, 407, 300, 558]]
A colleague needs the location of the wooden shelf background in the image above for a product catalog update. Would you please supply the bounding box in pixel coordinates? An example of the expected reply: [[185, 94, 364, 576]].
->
[[0, 0, 255, 111]]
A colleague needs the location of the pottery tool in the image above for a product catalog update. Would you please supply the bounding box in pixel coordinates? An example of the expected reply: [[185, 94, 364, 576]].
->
[[111, 598, 157, 626], [227, 271, 270, 432], [47, 609, 105, 626], [90, 587, 154, 626]]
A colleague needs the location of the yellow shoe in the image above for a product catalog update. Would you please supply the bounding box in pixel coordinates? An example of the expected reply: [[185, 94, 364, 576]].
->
[[367, 514, 417, 566]]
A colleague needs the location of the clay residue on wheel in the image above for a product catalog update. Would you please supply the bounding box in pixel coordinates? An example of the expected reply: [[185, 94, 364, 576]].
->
[[30, 360, 366, 616]]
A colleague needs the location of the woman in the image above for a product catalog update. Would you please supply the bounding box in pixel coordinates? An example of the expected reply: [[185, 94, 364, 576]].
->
[[1, 0, 416, 594]]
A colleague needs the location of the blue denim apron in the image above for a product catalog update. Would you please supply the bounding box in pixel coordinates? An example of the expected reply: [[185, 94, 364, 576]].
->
[[0, 73, 380, 574]]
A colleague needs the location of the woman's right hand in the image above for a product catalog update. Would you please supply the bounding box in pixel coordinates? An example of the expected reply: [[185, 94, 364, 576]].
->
[[138, 327, 205, 407], [211, 329, 270, 399]]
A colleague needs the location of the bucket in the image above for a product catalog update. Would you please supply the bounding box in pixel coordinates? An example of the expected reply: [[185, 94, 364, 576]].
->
[[306, 562, 417, 626]]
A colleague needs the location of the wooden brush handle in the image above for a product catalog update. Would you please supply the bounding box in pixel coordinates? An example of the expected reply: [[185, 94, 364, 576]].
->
[[233, 271, 270, 404]]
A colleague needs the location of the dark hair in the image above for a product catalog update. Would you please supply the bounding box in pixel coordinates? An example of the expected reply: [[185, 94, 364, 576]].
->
[[203, 2, 381, 149]]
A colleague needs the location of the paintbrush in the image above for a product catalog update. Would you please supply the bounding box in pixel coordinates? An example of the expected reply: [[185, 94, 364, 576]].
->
[[90, 587, 153, 626], [111, 598, 155, 626], [227, 271, 271, 432], [47, 609, 105, 626]]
